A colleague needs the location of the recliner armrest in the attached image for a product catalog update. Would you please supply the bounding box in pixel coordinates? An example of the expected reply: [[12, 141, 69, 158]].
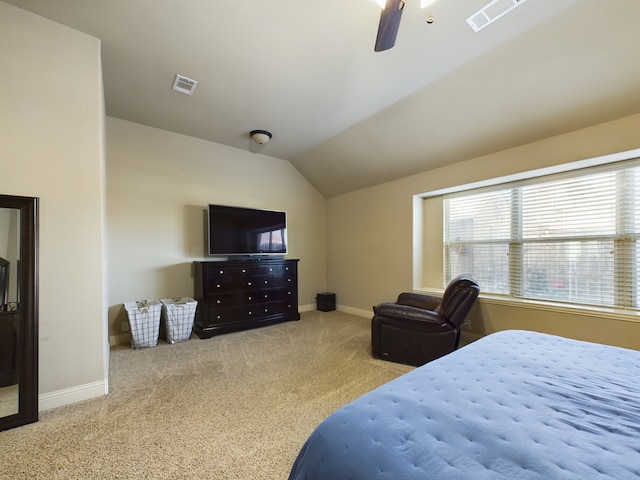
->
[[396, 292, 441, 311], [373, 303, 447, 325]]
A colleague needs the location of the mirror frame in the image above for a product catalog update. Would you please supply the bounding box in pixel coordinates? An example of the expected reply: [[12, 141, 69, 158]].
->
[[0, 194, 38, 431]]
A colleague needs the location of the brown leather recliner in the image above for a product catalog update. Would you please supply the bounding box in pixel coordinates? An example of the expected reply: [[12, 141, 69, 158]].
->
[[371, 274, 480, 366]]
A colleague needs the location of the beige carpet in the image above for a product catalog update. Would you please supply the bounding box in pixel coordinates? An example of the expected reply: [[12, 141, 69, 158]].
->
[[0, 311, 412, 479]]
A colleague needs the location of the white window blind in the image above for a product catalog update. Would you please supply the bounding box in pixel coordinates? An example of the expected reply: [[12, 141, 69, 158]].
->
[[444, 160, 640, 310]]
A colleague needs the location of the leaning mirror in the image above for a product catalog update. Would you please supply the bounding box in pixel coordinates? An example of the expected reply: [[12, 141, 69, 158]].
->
[[0, 194, 38, 431]]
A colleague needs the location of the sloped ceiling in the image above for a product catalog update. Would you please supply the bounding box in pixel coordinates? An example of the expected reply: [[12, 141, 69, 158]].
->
[[6, 0, 640, 196]]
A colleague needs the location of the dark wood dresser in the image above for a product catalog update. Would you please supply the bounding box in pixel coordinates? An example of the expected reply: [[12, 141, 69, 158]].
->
[[193, 258, 300, 338]]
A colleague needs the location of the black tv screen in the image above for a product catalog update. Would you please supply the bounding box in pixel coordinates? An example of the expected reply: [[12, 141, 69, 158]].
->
[[207, 204, 287, 256]]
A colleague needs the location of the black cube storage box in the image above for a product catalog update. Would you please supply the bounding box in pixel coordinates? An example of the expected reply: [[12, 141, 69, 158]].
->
[[317, 292, 336, 312]]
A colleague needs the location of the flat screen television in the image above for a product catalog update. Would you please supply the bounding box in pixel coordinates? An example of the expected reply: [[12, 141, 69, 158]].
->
[[207, 204, 287, 256]]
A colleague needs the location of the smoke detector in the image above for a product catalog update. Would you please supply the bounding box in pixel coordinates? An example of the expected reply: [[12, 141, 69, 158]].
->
[[172, 74, 198, 96], [466, 0, 529, 33]]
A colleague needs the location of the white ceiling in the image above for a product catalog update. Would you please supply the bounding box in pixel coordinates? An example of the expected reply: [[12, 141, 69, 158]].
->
[[6, 0, 640, 196]]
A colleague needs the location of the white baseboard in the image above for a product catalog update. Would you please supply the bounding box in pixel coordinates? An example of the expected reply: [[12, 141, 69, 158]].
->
[[301, 303, 371, 319], [299, 303, 315, 313], [460, 330, 484, 344], [39, 380, 108, 412], [336, 305, 371, 319], [110, 332, 130, 346]]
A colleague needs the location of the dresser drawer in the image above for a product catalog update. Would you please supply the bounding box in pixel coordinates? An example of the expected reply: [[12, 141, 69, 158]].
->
[[205, 300, 297, 324], [204, 273, 295, 295], [208, 288, 295, 306], [202, 262, 292, 278], [238, 263, 289, 276]]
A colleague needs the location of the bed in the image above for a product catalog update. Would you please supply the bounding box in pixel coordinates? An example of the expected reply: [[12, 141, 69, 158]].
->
[[288, 330, 640, 479]]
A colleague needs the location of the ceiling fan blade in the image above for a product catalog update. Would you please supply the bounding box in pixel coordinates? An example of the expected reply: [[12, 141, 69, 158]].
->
[[374, 0, 405, 52]]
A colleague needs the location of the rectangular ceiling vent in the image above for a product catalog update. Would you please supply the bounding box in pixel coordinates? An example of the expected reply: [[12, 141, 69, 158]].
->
[[466, 0, 529, 33], [172, 74, 198, 96]]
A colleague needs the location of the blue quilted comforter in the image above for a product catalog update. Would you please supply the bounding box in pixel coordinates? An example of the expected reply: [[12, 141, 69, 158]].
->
[[289, 330, 640, 479]]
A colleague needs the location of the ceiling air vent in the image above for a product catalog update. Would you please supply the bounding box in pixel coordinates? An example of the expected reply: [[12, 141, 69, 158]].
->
[[172, 74, 198, 96], [466, 0, 529, 33]]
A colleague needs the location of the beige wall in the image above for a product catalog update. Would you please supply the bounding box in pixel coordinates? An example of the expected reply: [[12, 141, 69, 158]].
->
[[106, 118, 327, 345], [0, 2, 108, 408], [328, 113, 640, 350]]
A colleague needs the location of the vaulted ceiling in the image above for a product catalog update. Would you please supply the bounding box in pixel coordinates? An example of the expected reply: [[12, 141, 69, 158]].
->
[[6, 0, 640, 196]]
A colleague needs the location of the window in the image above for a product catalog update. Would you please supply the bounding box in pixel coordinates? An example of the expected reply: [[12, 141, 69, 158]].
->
[[257, 228, 285, 252], [443, 160, 640, 311]]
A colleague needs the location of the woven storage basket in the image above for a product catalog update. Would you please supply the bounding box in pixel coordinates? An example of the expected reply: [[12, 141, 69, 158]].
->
[[124, 300, 162, 349], [160, 297, 197, 344]]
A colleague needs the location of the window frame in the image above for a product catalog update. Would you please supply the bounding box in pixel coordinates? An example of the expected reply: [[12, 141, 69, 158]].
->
[[416, 148, 640, 317]]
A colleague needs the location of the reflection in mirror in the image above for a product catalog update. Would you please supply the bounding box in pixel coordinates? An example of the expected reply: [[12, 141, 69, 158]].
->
[[0, 195, 38, 431], [0, 207, 19, 307], [0, 256, 10, 305], [0, 208, 19, 417]]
